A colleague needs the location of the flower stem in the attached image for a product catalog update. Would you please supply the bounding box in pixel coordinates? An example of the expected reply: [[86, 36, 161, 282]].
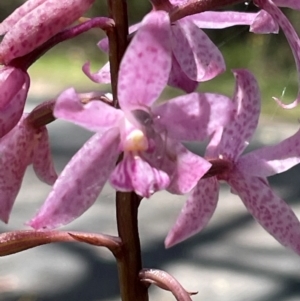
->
[[115, 192, 149, 301], [107, 0, 149, 300], [170, 0, 244, 22]]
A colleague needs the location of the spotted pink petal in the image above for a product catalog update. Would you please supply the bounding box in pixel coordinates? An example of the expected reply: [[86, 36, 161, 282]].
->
[[152, 92, 233, 141], [32, 126, 57, 185], [165, 177, 219, 248], [166, 140, 211, 195], [250, 10, 279, 33], [82, 61, 111, 84], [189, 11, 278, 34], [29, 129, 120, 230], [236, 128, 300, 177], [0, 0, 46, 35], [228, 172, 300, 255], [171, 18, 225, 82], [54, 88, 123, 133], [255, 0, 300, 108], [0, 67, 30, 138], [109, 152, 170, 198], [168, 54, 198, 93], [0, 116, 36, 223], [0, 0, 95, 64], [118, 11, 172, 111], [219, 69, 260, 160]]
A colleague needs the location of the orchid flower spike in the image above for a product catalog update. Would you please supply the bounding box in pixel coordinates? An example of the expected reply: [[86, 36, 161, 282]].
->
[[0, 66, 30, 138], [0, 114, 57, 224], [166, 69, 300, 256], [0, 0, 95, 64], [28, 10, 233, 230]]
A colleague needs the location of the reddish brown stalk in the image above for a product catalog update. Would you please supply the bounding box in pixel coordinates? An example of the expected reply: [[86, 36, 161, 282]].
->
[[107, 0, 149, 300], [0, 230, 121, 256], [139, 269, 194, 301], [170, 0, 244, 22], [26, 99, 56, 129]]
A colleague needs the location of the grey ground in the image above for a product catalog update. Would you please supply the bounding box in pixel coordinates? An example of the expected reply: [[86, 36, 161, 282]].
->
[[1, 97, 300, 301]]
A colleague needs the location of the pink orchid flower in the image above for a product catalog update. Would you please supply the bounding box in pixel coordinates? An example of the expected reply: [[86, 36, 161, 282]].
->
[[166, 69, 300, 255], [0, 114, 57, 223], [28, 11, 233, 230], [0, 0, 95, 64], [84, 0, 226, 93], [0, 66, 30, 138]]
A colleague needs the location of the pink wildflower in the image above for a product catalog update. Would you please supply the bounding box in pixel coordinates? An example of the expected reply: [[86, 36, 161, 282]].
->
[[166, 69, 300, 255], [28, 11, 233, 230]]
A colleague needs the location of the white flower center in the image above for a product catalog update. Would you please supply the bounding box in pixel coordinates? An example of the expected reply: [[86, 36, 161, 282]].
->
[[123, 129, 148, 152]]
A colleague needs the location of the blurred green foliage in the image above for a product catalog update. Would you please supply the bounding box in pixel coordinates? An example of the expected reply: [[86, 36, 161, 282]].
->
[[1, 1, 300, 121]]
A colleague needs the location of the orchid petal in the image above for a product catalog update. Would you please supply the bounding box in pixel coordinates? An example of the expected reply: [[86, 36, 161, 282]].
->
[[97, 37, 109, 53], [165, 177, 219, 247], [228, 172, 300, 255], [168, 55, 198, 93], [82, 61, 111, 84], [29, 129, 120, 229], [54, 88, 123, 133], [152, 92, 233, 141], [0, 69, 29, 138], [32, 126, 57, 185], [250, 10, 279, 34], [189, 11, 278, 33], [0, 117, 35, 223], [219, 69, 260, 160], [118, 11, 172, 111], [0, 0, 95, 64], [166, 140, 211, 194], [138, 131, 177, 178], [255, 0, 300, 108], [0, 67, 26, 108], [0, 0, 46, 35], [109, 155, 134, 193], [171, 18, 225, 82], [110, 152, 170, 198], [205, 127, 224, 158], [188, 11, 258, 29], [237, 128, 300, 177]]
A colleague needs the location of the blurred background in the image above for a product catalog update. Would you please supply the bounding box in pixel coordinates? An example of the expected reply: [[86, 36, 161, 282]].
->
[[1, 1, 300, 301]]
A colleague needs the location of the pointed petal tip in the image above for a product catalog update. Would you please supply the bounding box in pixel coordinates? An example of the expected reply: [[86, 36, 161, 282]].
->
[[273, 96, 300, 109], [164, 233, 179, 249], [0, 214, 9, 225], [26, 219, 49, 230]]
